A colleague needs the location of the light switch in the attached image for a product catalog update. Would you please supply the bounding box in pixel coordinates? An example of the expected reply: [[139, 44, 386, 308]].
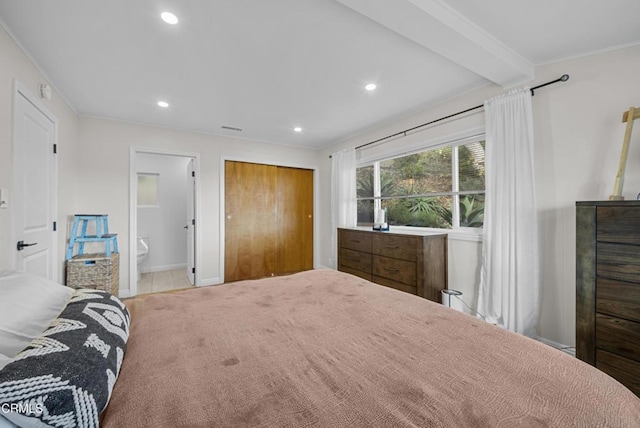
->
[[0, 188, 8, 209]]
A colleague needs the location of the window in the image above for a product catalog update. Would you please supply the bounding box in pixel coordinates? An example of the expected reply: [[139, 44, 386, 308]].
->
[[357, 136, 485, 230], [137, 173, 159, 207]]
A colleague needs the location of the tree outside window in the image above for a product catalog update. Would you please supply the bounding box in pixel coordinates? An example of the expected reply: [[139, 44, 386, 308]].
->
[[356, 137, 485, 229]]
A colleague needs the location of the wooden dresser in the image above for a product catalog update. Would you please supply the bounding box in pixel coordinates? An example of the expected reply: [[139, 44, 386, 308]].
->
[[338, 228, 448, 302], [576, 201, 640, 396]]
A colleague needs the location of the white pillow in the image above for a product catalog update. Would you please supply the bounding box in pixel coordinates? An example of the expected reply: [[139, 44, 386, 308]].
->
[[0, 270, 73, 358], [0, 353, 12, 371], [0, 415, 18, 428]]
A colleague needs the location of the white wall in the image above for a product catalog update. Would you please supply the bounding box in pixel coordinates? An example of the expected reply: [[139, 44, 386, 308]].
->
[[0, 23, 79, 283], [4, 12, 639, 345], [318, 44, 640, 346], [136, 153, 190, 273], [532, 46, 640, 345], [77, 117, 318, 296]]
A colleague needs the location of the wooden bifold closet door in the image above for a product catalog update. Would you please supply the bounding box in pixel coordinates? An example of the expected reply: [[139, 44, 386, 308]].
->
[[225, 161, 313, 282]]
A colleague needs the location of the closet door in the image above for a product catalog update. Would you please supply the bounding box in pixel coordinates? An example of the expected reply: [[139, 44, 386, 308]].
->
[[224, 161, 277, 282], [277, 167, 314, 274]]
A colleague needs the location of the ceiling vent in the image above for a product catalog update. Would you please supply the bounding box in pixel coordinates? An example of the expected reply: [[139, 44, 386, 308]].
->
[[221, 125, 243, 132]]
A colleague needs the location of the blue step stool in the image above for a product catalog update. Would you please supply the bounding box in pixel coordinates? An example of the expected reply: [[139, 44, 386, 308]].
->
[[66, 214, 118, 260]]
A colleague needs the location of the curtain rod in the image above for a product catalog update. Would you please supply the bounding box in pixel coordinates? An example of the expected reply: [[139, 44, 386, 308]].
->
[[330, 74, 569, 157]]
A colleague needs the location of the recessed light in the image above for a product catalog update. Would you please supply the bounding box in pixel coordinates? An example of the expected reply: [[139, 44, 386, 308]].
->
[[157, 101, 169, 108], [294, 127, 302, 133], [365, 83, 377, 91], [161, 12, 179, 25]]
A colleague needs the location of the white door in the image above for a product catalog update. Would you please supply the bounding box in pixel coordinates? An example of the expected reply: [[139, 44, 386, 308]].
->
[[13, 85, 57, 280], [186, 159, 195, 285]]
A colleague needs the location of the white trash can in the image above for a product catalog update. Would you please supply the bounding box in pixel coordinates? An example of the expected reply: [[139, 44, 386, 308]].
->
[[441, 289, 464, 313]]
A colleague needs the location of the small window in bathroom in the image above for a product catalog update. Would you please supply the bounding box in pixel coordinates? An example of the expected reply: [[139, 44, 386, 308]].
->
[[137, 173, 159, 207]]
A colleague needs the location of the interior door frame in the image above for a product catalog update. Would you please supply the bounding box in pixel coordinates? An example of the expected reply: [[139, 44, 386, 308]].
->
[[186, 158, 196, 285], [129, 147, 201, 296], [220, 156, 319, 283], [12, 80, 58, 280]]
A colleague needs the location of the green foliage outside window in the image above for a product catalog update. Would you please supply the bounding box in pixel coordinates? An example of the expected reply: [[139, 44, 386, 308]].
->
[[357, 139, 485, 229]]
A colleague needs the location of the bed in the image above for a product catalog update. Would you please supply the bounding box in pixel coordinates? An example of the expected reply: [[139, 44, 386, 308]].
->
[[1, 269, 639, 427]]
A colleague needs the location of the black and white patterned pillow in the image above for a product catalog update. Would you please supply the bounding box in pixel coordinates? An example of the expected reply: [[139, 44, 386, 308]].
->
[[0, 289, 130, 428]]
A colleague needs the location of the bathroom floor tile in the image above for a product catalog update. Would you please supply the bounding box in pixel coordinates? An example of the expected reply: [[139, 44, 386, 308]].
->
[[137, 273, 154, 294], [137, 268, 193, 295], [154, 270, 174, 281]]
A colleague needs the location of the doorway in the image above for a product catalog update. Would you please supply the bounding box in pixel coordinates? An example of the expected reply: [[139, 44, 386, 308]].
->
[[12, 81, 58, 280], [129, 148, 199, 296]]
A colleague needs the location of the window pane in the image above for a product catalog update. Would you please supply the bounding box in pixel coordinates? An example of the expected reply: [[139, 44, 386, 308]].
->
[[459, 194, 484, 227], [357, 199, 374, 226], [137, 173, 159, 206], [356, 165, 374, 198], [380, 147, 452, 197], [382, 196, 452, 229], [458, 141, 485, 192]]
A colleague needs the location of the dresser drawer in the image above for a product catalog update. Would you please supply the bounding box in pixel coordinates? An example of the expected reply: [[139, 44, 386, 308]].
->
[[340, 229, 372, 253], [597, 243, 640, 283], [372, 233, 417, 261], [597, 207, 640, 245], [373, 275, 417, 295], [596, 349, 640, 396], [596, 313, 640, 363], [339, 265, 372, 282], [597, 278, 640, 323], [339, 248, 372, 273], [373, 255, 416, 286], [337, 228, 448, 303]]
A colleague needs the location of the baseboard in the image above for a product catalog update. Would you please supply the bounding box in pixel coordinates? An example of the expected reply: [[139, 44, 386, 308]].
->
[[118, 289, 131, 299], [141, 263, 187, 274], [536, 336, 576, 357], [198, 276, 222, 286], [315, 264, 333, 270]]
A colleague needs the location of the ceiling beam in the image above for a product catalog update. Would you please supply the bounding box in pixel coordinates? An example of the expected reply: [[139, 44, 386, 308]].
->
[[335, 0, 534, 87]]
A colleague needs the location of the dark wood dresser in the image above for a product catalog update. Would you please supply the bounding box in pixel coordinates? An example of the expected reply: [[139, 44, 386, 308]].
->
[[576, 200, 640, 396], [337, 228, 448, 303]]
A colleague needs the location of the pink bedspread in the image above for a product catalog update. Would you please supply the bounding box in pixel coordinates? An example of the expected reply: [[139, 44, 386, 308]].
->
[[102, 270, 640, 427]]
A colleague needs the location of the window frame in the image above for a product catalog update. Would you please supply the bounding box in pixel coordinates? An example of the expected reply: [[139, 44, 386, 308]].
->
[[356, 133, 485, 241]]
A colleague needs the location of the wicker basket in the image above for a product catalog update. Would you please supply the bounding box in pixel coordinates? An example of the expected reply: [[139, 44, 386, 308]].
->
[[66, 252, 119, 295]]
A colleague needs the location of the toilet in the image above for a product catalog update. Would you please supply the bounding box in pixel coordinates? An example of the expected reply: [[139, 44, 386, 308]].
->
[[136, 236, 149, 281]]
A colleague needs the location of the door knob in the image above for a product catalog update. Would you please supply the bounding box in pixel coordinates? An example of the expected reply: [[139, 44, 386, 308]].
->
[[17, 241, 37, 251], [183, 225, 188, 229]]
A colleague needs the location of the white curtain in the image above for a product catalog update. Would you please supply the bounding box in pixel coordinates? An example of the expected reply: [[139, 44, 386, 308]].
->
[[478, 87, 539, 337], [330, 148, 357, 269]]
